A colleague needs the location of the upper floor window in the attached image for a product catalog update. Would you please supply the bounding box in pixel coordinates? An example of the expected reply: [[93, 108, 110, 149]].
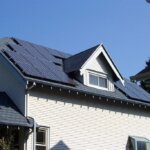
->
[[36, 128, 48, 150], [88, 71, 108, 90]]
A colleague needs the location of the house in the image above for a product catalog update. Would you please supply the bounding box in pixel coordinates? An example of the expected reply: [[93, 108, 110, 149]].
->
[[0, 37, 150, 150], [131, 66, 150, 81], [131, 65, 150, 93]]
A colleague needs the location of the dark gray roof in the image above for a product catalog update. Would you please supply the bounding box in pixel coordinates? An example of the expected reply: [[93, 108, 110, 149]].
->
[[64, 45, 99, 73], [115, 79, 150, 103], [0, 37, 150, 105], [0, 37, 74, 86], [0, 92, 32, 127]]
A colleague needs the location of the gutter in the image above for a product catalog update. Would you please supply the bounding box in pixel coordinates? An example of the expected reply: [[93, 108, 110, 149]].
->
[[25, 76, 150, 108]]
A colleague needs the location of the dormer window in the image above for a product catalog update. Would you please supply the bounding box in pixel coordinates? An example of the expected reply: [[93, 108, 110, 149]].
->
[[87, 71, 109, 90]]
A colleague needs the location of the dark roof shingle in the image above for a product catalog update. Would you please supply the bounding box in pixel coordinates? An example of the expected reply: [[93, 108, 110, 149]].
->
[[0, 92, 32, 127], [64, 45, 99, 73]]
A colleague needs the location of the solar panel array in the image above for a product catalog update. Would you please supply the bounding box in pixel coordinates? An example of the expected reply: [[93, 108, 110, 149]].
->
[[3, 38, 74, 85], [115, 79, 150, 103], [1, 37, 150, 103]]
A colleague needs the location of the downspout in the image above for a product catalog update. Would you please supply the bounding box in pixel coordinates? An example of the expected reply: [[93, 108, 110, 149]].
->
[[33, 118, 37, 150], [135, 139, 137, 150], [25, 81, 37, 150]]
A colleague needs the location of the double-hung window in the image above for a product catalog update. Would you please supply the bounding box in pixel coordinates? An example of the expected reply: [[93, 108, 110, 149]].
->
[[36, 128, 48, 150], [88, 72, 108, 90]]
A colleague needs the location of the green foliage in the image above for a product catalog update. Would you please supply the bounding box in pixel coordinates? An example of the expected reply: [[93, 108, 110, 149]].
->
[[0, 137, 10, 150], [146, 58, 150, 67], [0, 126, 15, 150], [140, 58, 150, 93], [141, 80, 150, 93]]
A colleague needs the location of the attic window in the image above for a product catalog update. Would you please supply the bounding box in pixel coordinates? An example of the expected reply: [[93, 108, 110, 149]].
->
[[88, 72, 108, 90]]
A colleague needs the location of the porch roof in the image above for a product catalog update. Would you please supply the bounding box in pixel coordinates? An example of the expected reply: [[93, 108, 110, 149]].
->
[[0, 92, 33, 127]]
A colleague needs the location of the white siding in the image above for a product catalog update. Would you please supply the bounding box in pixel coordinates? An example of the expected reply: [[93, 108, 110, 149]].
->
[[27, 88, 150, 150], [0, 56, 26, 114]]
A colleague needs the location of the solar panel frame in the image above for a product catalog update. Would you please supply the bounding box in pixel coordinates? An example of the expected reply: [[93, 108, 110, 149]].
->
[[3, 49, 74, 85], [8, 43, 63, 65], [126, 80, 150, 101], [115, 79, 150, 102]]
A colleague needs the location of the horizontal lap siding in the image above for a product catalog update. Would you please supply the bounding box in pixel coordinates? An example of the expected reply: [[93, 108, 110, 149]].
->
[[28, 89, 150, 150]]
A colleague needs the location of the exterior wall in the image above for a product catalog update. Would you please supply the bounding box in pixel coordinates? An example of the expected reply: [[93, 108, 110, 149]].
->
[[0, 55, 26, 114], [27, 87, 150, 150]]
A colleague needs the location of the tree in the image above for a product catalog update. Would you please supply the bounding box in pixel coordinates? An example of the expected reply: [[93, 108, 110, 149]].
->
[[146, 0, 150, 3], [140, 58, 150, 93]]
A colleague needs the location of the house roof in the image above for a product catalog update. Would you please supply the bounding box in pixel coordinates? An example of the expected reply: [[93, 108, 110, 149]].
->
[[0, 37, 74, 86], [64, 45, 99, 73], [0, 92, 32, 127], [0, 37, 150, 106], [131, 66, 150, 81], [64, 44, 124, 85]]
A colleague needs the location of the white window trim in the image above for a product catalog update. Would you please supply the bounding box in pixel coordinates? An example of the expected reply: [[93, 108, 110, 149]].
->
[[36, 127, 49, 150], [86, 70, 109, 91]]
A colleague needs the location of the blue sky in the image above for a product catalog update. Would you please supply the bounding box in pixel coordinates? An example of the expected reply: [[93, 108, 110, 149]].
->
[[0, 0, 150, 78]]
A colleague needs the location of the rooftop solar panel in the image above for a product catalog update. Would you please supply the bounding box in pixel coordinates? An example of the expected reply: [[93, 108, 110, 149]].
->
[[1, 37, 150, 104], [8, 43, 62, 65], [115, 79, 150, 103], [16, 38, 70, 59], [4, 49, 74, 85], [126, 80, 150, 101]]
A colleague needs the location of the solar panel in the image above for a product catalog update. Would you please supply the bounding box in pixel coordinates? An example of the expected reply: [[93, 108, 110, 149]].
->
[[8, 44, 34, 56], [4, 50, 74, 85], [115, 79, 150, 102], [127, 80, 150, 101], [16, 38, 69, 59], [8, 44, 62, 65]]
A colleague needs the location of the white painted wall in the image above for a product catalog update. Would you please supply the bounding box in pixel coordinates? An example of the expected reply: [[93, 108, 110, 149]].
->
[[27, 87, 150, 150], [0, 55, 26, 114]]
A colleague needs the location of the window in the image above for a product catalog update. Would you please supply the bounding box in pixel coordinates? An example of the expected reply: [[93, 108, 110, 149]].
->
[[36, 128, 48, 150], [137, 141, 150, 150], [89, 73, 108, 89], [127, 136, 150, 150]]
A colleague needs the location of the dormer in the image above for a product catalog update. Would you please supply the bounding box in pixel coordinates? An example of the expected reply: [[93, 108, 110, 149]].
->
[[64, 44, 124, 92]]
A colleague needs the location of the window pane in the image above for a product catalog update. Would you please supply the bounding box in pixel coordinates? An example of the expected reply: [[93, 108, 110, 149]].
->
[[137, 141, 146, 150], [36, 146, 46, 150], [146, 142, 150, 150], [98, 77, 107, 88], [36, 129, 46, 145], [89, 74, 98, 86]]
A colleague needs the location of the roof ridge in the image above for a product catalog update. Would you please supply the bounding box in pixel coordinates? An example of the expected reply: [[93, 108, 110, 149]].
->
[[66, 44, 100, 60]]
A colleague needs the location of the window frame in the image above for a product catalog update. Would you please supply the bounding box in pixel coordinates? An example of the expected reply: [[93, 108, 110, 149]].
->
[[36, 127, 49, 150], [87, 71, 109, 90]]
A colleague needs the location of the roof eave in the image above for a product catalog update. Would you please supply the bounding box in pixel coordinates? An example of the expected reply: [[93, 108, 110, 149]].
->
[[25, 76, 150, 107]]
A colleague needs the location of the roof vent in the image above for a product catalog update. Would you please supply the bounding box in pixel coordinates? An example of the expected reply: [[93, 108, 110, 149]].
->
[[7, 44, 16, 52], [11, 38, 21, 45]]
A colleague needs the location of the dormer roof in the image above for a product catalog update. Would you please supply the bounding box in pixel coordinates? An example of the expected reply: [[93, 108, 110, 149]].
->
[[64, 45, 99, 73], [64, 44, 124, 85]]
